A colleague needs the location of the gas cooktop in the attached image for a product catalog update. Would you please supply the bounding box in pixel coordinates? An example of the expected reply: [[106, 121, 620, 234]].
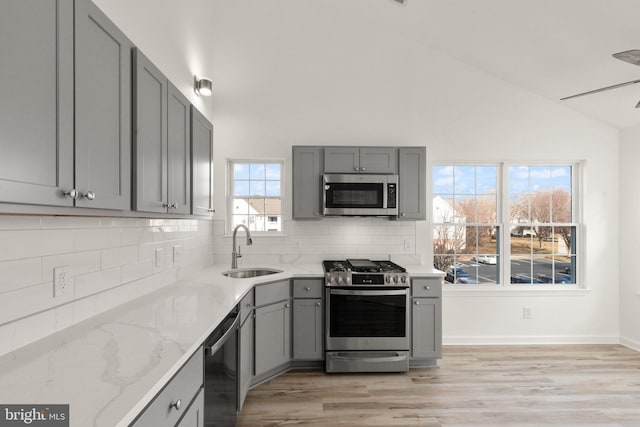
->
[[323, 259, 408, 286]]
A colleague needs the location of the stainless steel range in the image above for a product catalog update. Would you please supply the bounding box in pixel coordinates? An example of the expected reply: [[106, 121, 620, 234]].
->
[[324, 259, 410, 373]]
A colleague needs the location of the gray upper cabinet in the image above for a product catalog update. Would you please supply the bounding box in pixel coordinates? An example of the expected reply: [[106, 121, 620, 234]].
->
[[133, 50, 192, 214], [324, 147, 397, 174], [133, 48, 168, 213], [292, 146, 323, 219], [398, 147, 426, 220], [0, 0, 74, 207], [75, 0, 132, 210], [167, 83, 191, 215], [190, 107, 214, 216]]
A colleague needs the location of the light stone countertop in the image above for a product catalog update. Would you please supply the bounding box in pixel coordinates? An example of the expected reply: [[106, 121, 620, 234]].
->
[[0, 263, 442, 427]]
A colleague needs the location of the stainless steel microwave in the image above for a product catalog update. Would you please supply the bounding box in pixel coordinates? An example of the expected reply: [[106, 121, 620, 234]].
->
[[323, 174, 398, 216]]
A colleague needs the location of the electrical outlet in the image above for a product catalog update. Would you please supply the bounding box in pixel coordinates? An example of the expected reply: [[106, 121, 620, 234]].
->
[[523, 307, 532, 319], [173, 245, 183, 263], [403, 239, 414, 252], [53, 266, 70, 298]]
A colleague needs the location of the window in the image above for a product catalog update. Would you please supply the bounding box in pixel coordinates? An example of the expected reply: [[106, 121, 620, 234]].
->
[[433, 165, 499, 284], [432, 163, 579, 286], [508, 165, 576, 284], [228, 160, 284, 233]]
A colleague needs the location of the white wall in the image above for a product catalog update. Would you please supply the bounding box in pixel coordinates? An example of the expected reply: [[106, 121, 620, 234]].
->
[[206, 0, 620, 344], [620, 125, 640, 351]]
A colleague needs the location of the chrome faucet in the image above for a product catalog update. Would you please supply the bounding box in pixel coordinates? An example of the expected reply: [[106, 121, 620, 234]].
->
[[231, 224, 253, 269]]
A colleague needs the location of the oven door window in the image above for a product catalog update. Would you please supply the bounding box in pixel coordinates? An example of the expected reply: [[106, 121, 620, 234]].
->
[[326, 183, 384, 209], [329, 290, 406, 337]]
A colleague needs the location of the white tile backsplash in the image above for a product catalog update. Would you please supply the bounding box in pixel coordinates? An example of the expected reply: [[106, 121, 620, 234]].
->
[[0, 215, 215, 357]]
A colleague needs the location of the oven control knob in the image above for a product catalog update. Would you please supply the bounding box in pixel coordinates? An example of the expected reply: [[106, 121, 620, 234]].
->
[[346, 275, 351, 284], [385, 275, 390, 284], [393, 275, 399, 284], [400, 276, 407, 284], [337, 276, 344, 285]]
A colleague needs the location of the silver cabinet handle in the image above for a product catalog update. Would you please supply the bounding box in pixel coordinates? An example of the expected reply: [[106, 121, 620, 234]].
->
[[63, 189, 78, 200], [80, 191, 95, 200], [316, 301, 321, 306], [425, 286, 431, 290], [246, 303, 252, 309], [284, 303, 290, 308], [305, 286, 311, 292], [171, 203, 177, 209], [415, 301, 420, 305], [361, 167, 366, 171], [401, 213, 406, 217], [170, 399, 182, 411], [354, 167, 360, 171]]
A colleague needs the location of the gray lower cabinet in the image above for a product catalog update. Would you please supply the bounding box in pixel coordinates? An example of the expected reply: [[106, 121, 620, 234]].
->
[[292, 299, 323, 360], [176, 388, 204, 427], [75, 0, 132, 210], [398, 147, 427, 220], [253, 280, 292, 378], [190, 107, 214, 216], [0, 0, 130, 210], [323, 147, 397, 174], [238, 291, 254, 410], [254, 299, 291, 377], [133, 49, 191, 214], [292, 146, 323, 219], [292, 278, 324, 361], [410, 278, 442, 362], [131, 346, 204, 427]]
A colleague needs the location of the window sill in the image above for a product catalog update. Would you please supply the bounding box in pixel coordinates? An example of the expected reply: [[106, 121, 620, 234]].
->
[[443, 285, 591, 297]]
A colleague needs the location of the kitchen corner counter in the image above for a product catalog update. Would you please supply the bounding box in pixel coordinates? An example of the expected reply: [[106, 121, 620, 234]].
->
[[0, 262, 441, 427], [0, 263, 322, 427]]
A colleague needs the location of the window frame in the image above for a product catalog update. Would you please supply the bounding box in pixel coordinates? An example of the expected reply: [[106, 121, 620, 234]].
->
[[226, 158, 285, 236], [432, 160, 584, 291]]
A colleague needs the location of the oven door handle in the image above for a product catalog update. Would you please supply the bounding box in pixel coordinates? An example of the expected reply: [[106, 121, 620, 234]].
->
[[330, 289, 407, 296]]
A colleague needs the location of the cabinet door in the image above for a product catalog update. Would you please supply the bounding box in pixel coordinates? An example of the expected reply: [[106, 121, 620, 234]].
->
[[254, 300, 291, 377], [238, 313, 254, 410], [190, 106, 214, 216], [75, 0, 131, 210], [292, 146, 323, 219], [411, 298, 442, 359], [133, 48, 168, 213], [323, 147, 359, 173], [359, 147, 398, 174], [0, 0, 74, 206], [293, 299, 323, 360], [398, 147, 426, 220], [167, 83, 191, 214], [176, 387, 204, 427]]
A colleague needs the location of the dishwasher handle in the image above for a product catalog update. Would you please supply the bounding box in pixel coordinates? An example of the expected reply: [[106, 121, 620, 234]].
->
[[204, 313, 239, 357]]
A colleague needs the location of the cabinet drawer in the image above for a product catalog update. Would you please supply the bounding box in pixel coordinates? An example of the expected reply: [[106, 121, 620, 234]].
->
[[240, 289, 254, 323], [255, 280, 290, 306], [132, 347, 203, 427], [292, 279, 323, 298], [411, 278, 442, 298]]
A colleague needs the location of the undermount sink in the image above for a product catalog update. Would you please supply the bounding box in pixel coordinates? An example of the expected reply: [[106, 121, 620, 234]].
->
[[221, 268, 283, 279]]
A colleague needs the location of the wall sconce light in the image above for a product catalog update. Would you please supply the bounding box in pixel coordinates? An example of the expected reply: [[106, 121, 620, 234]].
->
[[194, 76, 212, 97]]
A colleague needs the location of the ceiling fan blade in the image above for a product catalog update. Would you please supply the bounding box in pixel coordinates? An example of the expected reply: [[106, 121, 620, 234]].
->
[[613, 50, 640, 66], [560, 79, 640, 101]]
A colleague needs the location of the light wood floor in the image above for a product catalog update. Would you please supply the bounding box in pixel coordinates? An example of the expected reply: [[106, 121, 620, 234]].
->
[[237, 345, 640, 426]]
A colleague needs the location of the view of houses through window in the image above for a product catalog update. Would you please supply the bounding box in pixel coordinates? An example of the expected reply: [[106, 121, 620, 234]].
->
[[229, 161, 283, 233], [433, 164, 578, 286]]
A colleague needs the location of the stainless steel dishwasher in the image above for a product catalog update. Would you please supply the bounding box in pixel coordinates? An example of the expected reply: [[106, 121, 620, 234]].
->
[[204, 307, 239, 427]]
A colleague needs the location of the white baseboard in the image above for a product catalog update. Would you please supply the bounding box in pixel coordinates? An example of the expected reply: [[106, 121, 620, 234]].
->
[[443, 335, 620, 346], [620, 336, 640, 352]]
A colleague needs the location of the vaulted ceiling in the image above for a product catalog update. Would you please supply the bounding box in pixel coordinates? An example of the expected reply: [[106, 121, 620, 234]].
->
[[327, 0, 640, 129]]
